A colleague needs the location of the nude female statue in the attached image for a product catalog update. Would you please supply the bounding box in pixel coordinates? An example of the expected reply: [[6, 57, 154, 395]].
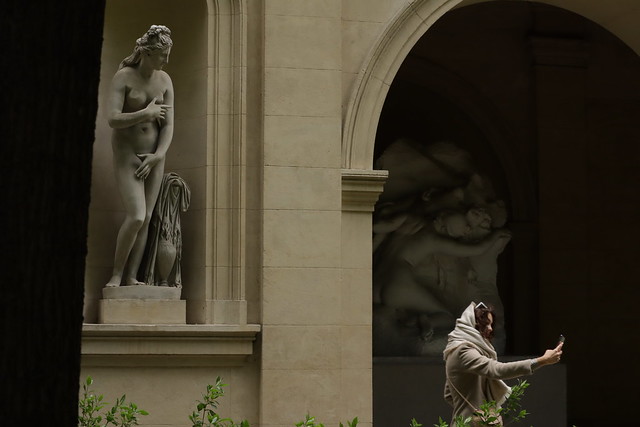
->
[[105, 25, 174, 287]]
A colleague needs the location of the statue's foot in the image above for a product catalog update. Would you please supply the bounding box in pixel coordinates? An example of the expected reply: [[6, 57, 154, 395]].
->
[[124, 278, 146, 286], [105, 276, 121, 288], [419, 328, 434, 342], [418, 313, 434, 342]]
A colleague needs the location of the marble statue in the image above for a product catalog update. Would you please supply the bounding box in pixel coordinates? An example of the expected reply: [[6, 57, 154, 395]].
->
[[141, 173, 191, 287], [105, 25, 175, 288], [373, 139, 510, 356]]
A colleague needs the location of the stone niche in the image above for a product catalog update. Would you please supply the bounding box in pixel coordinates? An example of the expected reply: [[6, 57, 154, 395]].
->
[[84, 0, 251, 326], [372, 139, 511, 357]]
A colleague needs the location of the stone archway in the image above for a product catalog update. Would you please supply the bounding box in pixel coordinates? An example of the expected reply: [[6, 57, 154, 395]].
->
[[349, 1, 640, 426], [342, 0, 640, 171], [343, 0, 464, 170]]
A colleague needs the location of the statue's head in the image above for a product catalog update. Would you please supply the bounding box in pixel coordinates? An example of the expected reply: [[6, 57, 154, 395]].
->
[[120, 25, 173, 69], [465, 207, 491, 231], [433, 211, 471, 239]]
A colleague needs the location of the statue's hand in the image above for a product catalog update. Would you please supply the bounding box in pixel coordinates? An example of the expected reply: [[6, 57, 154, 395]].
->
[[135, 153, 163, 180], [484, 228, 511, 245], [486, 228, 512, 253], [490, 228, 512, 241], [145, 97, 171, 121]]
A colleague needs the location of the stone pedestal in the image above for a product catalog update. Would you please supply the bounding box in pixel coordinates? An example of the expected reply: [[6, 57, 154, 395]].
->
[[99, 285, 186, 324]]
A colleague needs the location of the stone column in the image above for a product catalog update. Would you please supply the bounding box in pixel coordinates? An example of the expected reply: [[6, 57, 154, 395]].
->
[[341, 169, 387, 426], [186, 0, 250, 325], [259, 2, 346, 426]]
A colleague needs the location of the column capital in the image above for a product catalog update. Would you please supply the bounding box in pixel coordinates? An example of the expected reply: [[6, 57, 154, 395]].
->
[[341, 169, 388, 212]]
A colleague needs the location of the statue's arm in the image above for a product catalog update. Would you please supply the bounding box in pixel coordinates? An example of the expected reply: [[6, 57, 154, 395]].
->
[[133, 74, 174, 179], [404, 229, 511, 264], [107, 69, 165, 129], [153, 73, 174, 158], [437, 229, 511, 257]]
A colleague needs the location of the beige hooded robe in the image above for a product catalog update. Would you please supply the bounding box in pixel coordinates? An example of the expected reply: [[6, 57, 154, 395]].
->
[[443, 302, 533, 422]]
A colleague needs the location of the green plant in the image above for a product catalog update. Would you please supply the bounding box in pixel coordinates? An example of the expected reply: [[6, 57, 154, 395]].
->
[[433, 415, 473, 427], [340, 416, 359, 427], [434, 380, 531, 427], [296, 414, 358, 427], [296, 414, 324, 427], [78, 376, 148, 427], [499, 380, 529, 424], [189, 377, 249, 427], [79, 377, 106, 427]]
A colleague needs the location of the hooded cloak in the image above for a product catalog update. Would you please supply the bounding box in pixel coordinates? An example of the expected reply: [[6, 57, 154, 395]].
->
[[443, 302, 532, 421]]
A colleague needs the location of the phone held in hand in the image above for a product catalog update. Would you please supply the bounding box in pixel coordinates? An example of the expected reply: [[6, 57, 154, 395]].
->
[[558, 334, 565, 344]]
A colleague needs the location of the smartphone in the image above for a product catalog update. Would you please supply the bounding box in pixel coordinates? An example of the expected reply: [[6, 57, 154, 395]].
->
[[558, 334, 565, 345]]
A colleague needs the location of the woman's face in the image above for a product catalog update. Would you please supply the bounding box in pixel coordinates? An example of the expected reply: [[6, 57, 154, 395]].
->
[[475, 309, 495, 340], [147, 47, 171, 70], [486, 313, 494, 337]]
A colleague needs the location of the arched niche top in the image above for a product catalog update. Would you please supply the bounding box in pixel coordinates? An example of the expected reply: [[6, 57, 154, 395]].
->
[[342, 0, 465, 170], [342, 0, 640, 170]]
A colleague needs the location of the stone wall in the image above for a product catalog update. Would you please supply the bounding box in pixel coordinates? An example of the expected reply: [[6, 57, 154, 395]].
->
[[82, 1, 640, 427]]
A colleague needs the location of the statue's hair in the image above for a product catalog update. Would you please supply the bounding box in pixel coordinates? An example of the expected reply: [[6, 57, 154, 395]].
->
[[119, 25, 173, 70]]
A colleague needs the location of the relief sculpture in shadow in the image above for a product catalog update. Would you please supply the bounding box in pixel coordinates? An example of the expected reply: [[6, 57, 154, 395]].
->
[[373, 139, 510, 356]]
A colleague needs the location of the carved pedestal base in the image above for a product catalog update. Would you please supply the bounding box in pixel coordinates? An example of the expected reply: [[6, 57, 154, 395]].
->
[[99, 285, 185, 324]]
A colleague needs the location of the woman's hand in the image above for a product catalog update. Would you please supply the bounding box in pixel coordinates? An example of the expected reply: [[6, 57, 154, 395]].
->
[[135, 153, 164, 180], [145, 97, 171, 122], [537, 342, 564, 366]]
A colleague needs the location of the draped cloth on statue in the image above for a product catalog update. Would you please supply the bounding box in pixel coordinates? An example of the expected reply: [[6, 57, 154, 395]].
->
[[142, 172, 191, 287]]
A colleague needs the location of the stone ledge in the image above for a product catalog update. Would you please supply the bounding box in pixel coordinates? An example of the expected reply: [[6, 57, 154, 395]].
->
[[342, 169, 388, 212], [81, 323, 261, 367], [102, 285, 182, 300], [99, 299, 186, 324]]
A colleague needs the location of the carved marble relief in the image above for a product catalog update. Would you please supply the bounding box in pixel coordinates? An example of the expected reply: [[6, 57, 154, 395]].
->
[[373, 139, 510, 356], [141, 172, 191, 288]]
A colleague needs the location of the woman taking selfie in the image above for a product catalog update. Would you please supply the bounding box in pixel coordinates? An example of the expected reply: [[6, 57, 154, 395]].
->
[[443, 302, 564, 425]]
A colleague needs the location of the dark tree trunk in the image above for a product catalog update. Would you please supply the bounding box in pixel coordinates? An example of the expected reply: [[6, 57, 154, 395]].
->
[[1, 1, 105, 424]]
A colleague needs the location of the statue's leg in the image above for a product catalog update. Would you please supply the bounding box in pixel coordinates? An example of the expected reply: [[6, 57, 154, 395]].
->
[[417, 313, 435, 341], [106, 159, 147, 287], [123, 160, 165, 285]]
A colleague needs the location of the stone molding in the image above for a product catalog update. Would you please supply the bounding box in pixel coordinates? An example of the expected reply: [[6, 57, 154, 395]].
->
[[341, 169, 388, 212], [342, 0, 464, 169], [203, 0, 249, 324], [99, 299, 186, 324], [81, 323, 260, 367], [102, 285, 181, 300]]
